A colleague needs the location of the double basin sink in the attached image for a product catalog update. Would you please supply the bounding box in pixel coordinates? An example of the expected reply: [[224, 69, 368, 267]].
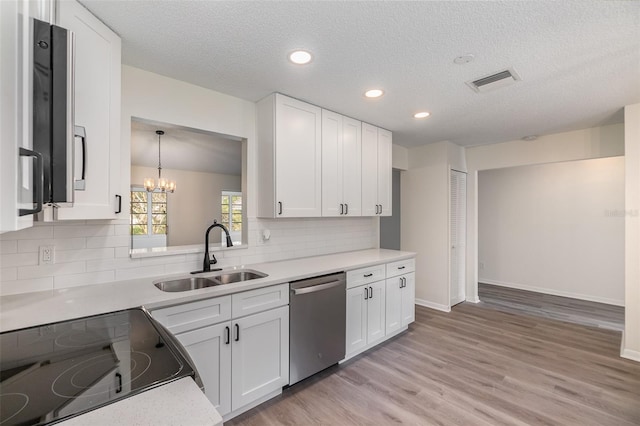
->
[[155, 269, 267, 292]]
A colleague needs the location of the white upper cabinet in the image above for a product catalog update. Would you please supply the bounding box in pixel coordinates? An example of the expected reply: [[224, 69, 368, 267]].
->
[[321, 110, 362, 217], [362, 123, 392, 216], [257, 93, 322, 218], [55, 0, 122, 220], [0, 0, 36, 233]]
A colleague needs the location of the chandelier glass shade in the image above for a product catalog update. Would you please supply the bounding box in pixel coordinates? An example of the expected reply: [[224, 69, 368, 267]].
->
[[144, 130, 176, 193]]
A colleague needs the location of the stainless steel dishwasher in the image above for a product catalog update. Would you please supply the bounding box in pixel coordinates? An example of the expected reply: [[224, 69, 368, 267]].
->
[[289, 272, 346, 385]]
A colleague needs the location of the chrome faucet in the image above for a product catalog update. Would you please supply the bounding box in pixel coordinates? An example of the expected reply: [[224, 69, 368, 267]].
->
[[201, 219, 233, 273]]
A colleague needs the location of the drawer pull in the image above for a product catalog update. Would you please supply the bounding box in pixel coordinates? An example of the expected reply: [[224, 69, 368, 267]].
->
[[364, 273, 373, 278], [398, 266, 405, 270]]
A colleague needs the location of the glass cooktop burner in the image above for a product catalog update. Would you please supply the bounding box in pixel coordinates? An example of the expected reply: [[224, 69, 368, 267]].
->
[[0, 308, 195, 425]]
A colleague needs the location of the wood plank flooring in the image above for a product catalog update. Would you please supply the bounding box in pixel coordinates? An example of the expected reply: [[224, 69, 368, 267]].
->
[[478, 283, 625, 331], [226, 304, 640, 426]]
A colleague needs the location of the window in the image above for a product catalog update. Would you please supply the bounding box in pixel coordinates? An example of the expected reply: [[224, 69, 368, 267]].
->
[[221, 191, 242, 241], [130, 189, 167, 236]]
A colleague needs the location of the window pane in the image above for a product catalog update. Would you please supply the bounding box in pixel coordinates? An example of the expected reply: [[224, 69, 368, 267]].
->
[[221, 213, 229, 223], [131, 191, 147, 203], [221, 195, 229, 205], [131, 213, 147, 225], [221, 204, 229, 214], [131, 202, 147, 214], [231, 205, 242, 213], [231, 195, 242, 205], [152, 214, 167, 225], [152, 225, 166, 235], [152, 203, 167, 213], [131, 224, 147, 235], [232, 213, 242, 223], [231, 223, 242, 232], [152, 192, 167, 203]]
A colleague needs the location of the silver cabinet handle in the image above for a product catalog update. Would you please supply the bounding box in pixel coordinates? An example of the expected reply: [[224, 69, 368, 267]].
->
[[292, 280, 343, 295], [18, 148, 43, 216], [74, 125, 86, 190]]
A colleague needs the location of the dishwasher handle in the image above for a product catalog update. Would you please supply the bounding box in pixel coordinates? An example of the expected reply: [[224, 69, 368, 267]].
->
[[292, 280, 343, 296]]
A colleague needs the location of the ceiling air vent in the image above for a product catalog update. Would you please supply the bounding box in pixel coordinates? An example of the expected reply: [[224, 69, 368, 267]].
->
[[466, 68, 521, 93]]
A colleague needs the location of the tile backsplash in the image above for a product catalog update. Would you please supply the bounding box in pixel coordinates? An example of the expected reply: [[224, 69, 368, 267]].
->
[[0, 217, 378, 296]]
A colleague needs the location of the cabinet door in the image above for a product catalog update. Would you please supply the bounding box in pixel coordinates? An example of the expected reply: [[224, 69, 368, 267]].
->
[[366, 280, 386, 346], [56, 0, 121, 220], [321, 109, 343, 217], [385, 276, 403, 335], [274, 94, 321, 217], [342, 116, 362, 216], [175, 322, 232, 416], [0, 0, 34, 232], [401, 272, 416, 327], [231, 306, 288, 411], [361, 123, 379, 216], [345, 286, 367, 356], [377, 128, 392, 216]]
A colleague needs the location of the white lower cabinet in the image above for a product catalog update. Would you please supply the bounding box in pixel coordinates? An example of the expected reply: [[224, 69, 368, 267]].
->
[[345, 280, 386, 357], [385, 272, 415, 335], [151, 284, 289, 419]]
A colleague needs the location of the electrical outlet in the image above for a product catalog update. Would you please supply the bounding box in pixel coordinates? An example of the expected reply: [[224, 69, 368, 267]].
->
[[39, 245, 55, 265]]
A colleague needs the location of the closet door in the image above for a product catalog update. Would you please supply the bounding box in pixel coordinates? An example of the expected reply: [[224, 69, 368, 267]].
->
[[450, 170, 467, 306]]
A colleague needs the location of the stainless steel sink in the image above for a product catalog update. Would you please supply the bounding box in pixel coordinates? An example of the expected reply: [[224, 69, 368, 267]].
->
[[212, 270, 267, 284], [154, 269, 268, 292], [154, 277, 218, 292]]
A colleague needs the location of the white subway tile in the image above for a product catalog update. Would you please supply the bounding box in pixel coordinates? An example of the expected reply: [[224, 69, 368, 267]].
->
[[86, 235, 130, 248], [0, 240, 17, 254], [0, 277, 54, 296], [115, 265, 164, 281], [1, 267, 18, 281], [0, 225, 53, 240], [115, 247, 131, 258], [90, 219, 129, 225], [18, 238, 86, 253], [54, 270, 116, 289], [86, 258, 138, 272], [56, 248, 115, 263], [1, 253, 38, 268], [17, 262, 85, 280], [53, 224, 114, 239], [114, 224, 131, 236]]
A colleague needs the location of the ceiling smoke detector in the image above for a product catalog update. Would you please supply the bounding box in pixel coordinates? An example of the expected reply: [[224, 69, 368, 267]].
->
[[466, 68, 521, 93]]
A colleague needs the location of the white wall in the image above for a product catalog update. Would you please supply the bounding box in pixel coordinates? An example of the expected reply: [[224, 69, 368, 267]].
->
[[478, 157, 625, 305], [466, 123, 625, 303], [131, 166, 241, 246], [623, 103, 640, 361], [401, 141, 466, 311], [0, 66, 378, 296]]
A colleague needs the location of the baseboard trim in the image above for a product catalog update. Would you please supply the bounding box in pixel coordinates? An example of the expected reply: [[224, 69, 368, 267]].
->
[[479, 279, 624, 307], [621, 348, 640, 362], [415, 299, 450, 312], [466, 297, 481, 304]]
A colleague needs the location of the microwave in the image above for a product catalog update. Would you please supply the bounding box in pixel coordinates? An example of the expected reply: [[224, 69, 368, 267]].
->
[[22, 18, 85, 216]]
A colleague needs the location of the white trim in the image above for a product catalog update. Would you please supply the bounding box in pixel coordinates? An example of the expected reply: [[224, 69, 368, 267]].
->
[[479, 279, 624, 307], [223, 388, 281, 422], [621, 332, 640, 362], [415, 298, 451, 313], [466, 297, 481, 304]]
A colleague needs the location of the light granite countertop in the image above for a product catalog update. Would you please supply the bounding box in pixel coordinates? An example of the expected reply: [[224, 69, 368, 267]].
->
[[0, 248, 415, 332], [58, 377, 223, 426]]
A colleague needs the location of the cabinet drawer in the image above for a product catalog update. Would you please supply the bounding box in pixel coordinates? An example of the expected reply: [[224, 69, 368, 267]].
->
[[386, 258, 415, 278], [232, 283, 289, 318], [151, 296, 232, 334], [346, 263, 386, 289]]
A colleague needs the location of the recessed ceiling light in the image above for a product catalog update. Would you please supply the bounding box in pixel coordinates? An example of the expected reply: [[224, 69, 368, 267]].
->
[[289, 50, 312, 65], [364, 89, 384, 98], [414, 112, 431, 119]]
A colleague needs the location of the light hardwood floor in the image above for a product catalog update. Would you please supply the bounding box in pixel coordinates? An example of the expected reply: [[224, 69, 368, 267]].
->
[[478, 283, 625, 331], [226, 304, 640, 426]]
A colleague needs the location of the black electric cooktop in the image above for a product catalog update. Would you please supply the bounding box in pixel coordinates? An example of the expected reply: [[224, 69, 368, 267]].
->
[[0, 308, 195, 425]]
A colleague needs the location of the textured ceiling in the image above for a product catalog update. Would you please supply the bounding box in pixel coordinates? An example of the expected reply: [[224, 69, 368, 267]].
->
[[130, 119, 242, 175], [82, 0, 640, 147]]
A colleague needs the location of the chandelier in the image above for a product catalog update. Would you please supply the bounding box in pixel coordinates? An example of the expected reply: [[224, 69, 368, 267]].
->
[[144, 130, 176, 193]]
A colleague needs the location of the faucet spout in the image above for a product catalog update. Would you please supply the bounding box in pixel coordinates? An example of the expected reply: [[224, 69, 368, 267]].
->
[[202, 219, 233, 273]]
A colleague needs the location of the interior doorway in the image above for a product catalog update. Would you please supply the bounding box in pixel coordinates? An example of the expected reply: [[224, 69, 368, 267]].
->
[[380, 169, 401, 250]]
